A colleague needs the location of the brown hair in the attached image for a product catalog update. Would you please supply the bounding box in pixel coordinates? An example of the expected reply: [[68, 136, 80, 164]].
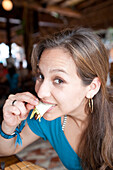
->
[[31, 27, 113, 169]]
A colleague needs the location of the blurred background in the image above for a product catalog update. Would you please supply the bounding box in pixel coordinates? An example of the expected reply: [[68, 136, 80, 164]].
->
[[0, 0, 113, 169]]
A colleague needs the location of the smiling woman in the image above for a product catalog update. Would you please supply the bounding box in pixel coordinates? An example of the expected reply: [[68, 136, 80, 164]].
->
[[0, 27, 113, 170], [34, 47, 88, 122]]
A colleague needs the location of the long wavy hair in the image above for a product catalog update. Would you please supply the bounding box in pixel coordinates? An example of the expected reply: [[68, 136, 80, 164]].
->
[[31, 27, 113, 169]]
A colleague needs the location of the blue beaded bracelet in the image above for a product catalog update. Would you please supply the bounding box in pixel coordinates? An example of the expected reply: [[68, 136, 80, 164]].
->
[[0, 120, 26, 147]]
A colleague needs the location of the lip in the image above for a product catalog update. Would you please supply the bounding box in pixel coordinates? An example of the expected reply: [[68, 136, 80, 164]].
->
[[40, 100, 56, 106]]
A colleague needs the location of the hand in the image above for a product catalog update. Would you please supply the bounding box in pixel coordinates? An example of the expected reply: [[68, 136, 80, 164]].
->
[[3, 92, 39, 128]]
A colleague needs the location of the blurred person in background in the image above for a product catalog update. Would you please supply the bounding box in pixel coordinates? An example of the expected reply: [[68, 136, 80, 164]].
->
[[0, 63, 8, 98], [0, 65, 20, 95], [17, 61, 35, 93], [0, 63, 8, 78]]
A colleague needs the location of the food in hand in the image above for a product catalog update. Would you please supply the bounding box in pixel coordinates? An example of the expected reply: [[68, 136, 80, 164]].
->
[[30, 101, 53, 121]]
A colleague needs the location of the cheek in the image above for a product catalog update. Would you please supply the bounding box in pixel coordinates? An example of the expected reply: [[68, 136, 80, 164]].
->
[[53, 90, 69, 111], [35, 81, 40, 93], [57, 87, 86, 111]]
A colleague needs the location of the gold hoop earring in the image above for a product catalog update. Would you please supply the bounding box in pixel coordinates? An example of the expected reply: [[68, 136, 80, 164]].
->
[[89, 98, 93, 113]]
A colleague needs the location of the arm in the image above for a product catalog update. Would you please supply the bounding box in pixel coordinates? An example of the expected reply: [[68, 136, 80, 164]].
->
[[0, 92, 40, 156]]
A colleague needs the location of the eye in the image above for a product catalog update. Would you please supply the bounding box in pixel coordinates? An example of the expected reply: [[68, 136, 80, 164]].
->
[[36, 72, 44, 82], [54, 78, 64, 84]]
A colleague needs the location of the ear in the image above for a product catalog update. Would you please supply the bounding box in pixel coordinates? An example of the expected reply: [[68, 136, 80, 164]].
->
[[86, 77, 101, 99]]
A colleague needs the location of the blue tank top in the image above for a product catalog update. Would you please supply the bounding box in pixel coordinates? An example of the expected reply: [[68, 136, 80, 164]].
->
[[27, 111, 83, 170]]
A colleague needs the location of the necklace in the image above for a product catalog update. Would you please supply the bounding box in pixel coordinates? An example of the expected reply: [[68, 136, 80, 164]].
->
[[62, 115, 67, 131]]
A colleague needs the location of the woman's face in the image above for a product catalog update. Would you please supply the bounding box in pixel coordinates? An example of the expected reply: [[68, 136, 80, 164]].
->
[[35, 48, 89, 121]]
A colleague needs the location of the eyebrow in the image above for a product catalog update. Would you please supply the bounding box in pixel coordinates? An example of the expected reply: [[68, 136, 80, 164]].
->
[[50, 69, 68, 74], [37, 65, 68, 75]]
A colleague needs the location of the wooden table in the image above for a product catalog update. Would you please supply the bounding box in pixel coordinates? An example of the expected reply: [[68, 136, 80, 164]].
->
[[0, 155, 20, 168], [0, 155, 46, 169]]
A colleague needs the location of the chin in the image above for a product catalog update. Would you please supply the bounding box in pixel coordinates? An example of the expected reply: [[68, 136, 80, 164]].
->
[[43, 114, 59, 121]]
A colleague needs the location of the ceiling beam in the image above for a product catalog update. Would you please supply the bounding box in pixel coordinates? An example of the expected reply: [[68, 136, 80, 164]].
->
[[61, 0, 85, 7], [82, 0, 113, 13], [68, 3, 113, 29], [77, 0, 98, 9], [41, 5, 81, 18], [42, 0, 63, 6], [12, 1, 81, 18]]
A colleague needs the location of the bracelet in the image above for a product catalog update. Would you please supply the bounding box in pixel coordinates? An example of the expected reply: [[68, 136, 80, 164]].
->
[[0, 120, 26, 147]]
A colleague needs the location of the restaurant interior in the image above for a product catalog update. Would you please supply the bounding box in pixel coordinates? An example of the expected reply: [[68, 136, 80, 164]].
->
[[0, 0, 113, 169]]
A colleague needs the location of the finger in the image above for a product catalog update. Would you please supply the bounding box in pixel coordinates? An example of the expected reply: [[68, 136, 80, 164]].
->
[[9, 92, 39, 106], [4, 105, 21, 117], [3, 105, 21, 125], [3, 104, 28, 126], [3, 99, 27, 119], [13, 100, 27, 112], [11, 100, 28, 119], [26, 103, 35, 111], [12, 99, 17, 106], [8, 94, 15, 99]]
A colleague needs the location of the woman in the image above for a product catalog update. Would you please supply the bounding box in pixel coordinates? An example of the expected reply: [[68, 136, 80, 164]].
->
[[0, 27, 113, 170]]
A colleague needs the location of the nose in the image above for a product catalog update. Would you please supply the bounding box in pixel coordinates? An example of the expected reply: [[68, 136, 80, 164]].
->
[[36, 80, 51, 99]]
